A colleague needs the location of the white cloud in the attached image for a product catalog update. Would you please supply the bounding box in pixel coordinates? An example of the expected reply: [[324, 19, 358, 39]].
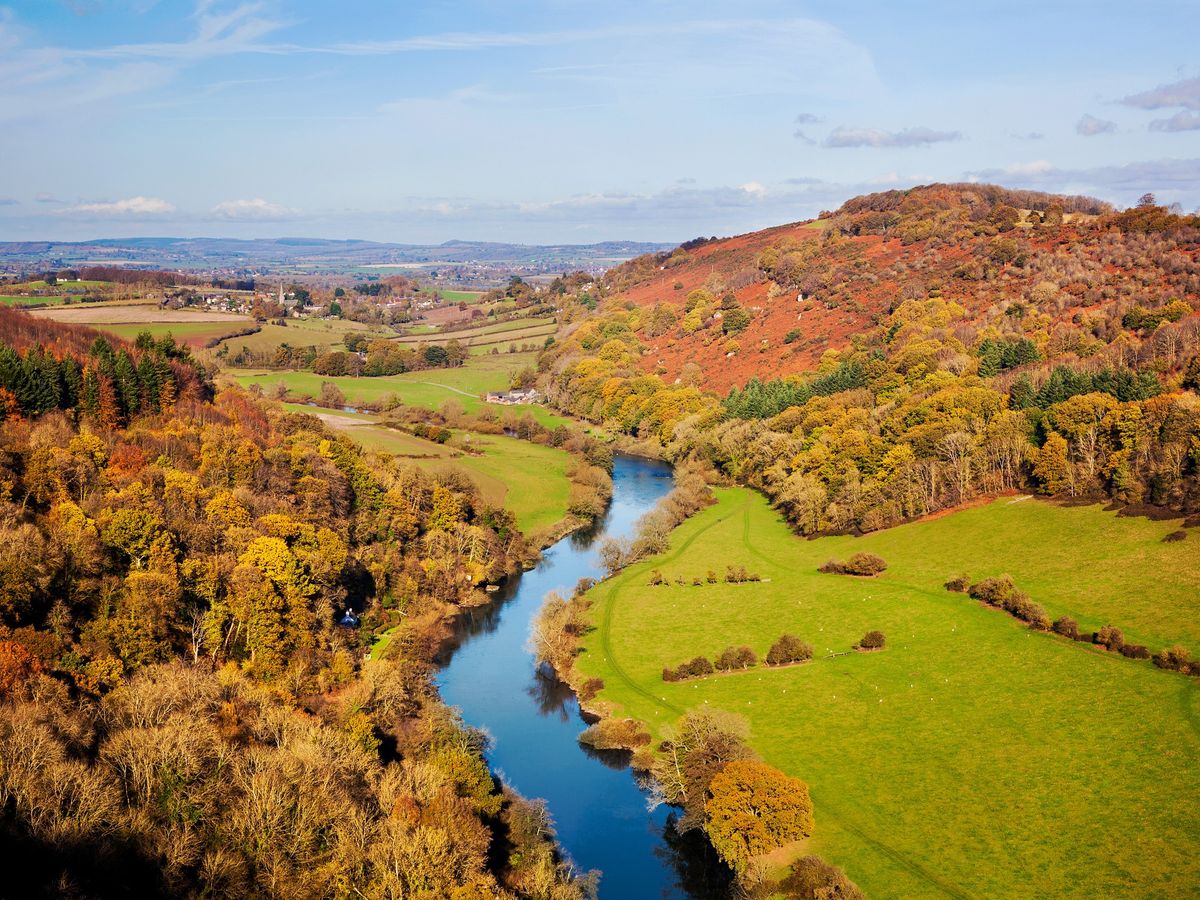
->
[[63, 196, 175, 216], [211, 198, 298, 219], [740, 181, 767, 196]]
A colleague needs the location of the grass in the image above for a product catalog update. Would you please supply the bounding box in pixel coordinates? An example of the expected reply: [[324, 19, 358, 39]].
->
[[224, 352, 571, 428], [392, 316, 555, 346], [578, 488, 1200, 899], [0, 295, 68, 307], [96, 322, 249, 346], [215, 318, 394, 355]]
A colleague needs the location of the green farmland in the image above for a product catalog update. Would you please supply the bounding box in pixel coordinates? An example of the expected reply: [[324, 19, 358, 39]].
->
[[225, 353, 570, 428], [578, 488, 1200, 898]]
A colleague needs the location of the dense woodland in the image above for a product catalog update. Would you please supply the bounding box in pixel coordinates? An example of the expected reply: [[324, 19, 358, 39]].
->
[[0, 314, 595, 897], [539, 186, 1200, 537]]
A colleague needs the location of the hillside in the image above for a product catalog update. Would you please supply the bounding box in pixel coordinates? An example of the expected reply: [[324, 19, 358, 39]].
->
[[594, 183, 1196, 394]]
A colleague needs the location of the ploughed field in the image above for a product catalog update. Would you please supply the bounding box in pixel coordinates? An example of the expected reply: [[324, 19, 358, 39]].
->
[[577, 487, 1200, 898]]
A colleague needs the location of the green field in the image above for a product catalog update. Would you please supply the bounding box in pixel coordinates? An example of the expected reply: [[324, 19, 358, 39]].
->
[[215, 318, 395, 355], [225, 353, 570, 428], [0, 295, 68, 307], [578, 488, 1200, 898], [9, 279, 109, 292], [278, 405, 571, 534], [393, 316, 556, 348], [98, 321, 249, 345]]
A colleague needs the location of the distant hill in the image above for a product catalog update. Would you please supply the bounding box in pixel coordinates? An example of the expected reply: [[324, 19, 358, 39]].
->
[[0, 236, 673, 277], [595, 182, 1193, 393]]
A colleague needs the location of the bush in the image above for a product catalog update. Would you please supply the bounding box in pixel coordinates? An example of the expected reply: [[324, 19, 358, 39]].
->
[[820, 553, 887, 576], [766, 634, 813, 666], [1120, 644, 1150, 660], [944, 573, 971, 593], [664, 656, 716, 682], [706, 570, 718, 584], [715, 646, 758, 671], [780, 856, 865, 900], [648, 569, 664, 586], [856, 630, 886, 650], [578, 717, 651, 750], [1154, 644, 1192, 671], [1052, 616, 1080, 640], [1163, 530, 1187, 543], [1095, 625, 1125, 652], [724, 564, 761, 584], [969, 575, 1017, 606]]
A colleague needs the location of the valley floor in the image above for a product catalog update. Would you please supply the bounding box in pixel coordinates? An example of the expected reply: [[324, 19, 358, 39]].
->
[[578, 488, 1200, 898]]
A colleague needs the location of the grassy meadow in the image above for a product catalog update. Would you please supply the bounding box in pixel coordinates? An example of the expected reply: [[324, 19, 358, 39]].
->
[[214, 317, 395, 355], [29, 302, 252, 347], [577, 488, 1200, 898], [224, 352, 570, 427]]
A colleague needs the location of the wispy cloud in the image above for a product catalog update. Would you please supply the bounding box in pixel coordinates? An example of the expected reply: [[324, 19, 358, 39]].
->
[[62, 196, 175, 216], [1150, 110, 1200, 132], [211, 197, 297, 219], [1075, 114, 1117, 136], [0, 198, 16, 207], [823, 126, 961, 148], [1122, 76, 1200, 111]]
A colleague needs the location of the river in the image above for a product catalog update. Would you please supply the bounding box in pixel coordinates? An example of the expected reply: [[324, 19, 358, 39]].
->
[[436, 454, 731, 898]]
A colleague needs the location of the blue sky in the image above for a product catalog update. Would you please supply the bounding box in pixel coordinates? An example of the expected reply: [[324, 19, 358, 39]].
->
[[0, 0, 1196, 243]]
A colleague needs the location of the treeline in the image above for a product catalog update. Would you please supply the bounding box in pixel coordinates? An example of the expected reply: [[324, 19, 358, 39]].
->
[[0, 328, 205, 426]]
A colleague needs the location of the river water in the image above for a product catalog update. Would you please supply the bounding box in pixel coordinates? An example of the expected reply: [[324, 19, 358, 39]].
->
[[436, 455, 730, 898]]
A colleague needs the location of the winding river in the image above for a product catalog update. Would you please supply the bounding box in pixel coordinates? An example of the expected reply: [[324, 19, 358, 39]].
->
[[436, 455, 730, 898]]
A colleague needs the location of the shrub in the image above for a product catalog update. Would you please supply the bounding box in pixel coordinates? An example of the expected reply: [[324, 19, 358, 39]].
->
[[724, 564, 760, 583], [1120, 644, 1150, 660], [1163, 530, 1187, 543], [578, 717, 651, 750], [662, 667, 681, 683], [820, 553, 887, 576], [944, 573, 971, 593], [969, 575, 1017, 606], [766, 634, 813, 666], [715, 646, 758, 672], [1052, 616, 1080, 640], [1154, 645, 1192, 671], [780, 856, 865, 900], [706, 570, 718, 584], [648, 569, 664, 586], [856, 630, 886, 650], [577, 677, 605, 702], [1096, 625, 1125, 652]]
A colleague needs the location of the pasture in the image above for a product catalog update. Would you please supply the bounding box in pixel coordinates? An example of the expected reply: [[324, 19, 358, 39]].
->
[[224, 352, 570, 428], [577, 488, 1200, 898], [0, 295, 68, 307], [28, 302, 253, 346], [214, 317, 395, 355]]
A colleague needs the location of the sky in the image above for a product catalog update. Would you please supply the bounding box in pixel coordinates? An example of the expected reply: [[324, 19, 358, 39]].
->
[[0, 0, 1197, 244]]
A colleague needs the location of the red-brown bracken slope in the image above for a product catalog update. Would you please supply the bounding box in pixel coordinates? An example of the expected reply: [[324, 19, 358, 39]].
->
[[600, 184, 1198, 394]]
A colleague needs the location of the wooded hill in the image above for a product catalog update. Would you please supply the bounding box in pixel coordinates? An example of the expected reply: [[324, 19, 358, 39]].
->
[[0, 311, 595, 897], [541, 185, 1200, 535]]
